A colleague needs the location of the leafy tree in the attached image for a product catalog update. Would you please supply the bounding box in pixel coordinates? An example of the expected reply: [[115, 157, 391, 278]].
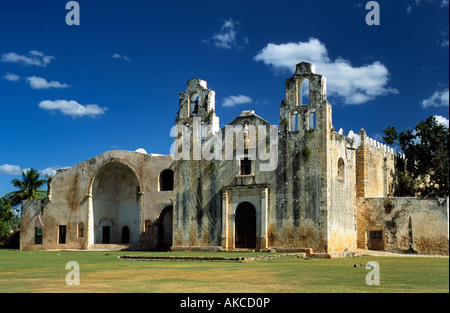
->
[[4, 168, 48, 207], [383, 116, 449, 198], [0, 197, 14, 240]]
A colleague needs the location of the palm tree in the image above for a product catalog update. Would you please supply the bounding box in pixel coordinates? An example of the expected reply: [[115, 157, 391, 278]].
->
[[5, 168, 48, 207]]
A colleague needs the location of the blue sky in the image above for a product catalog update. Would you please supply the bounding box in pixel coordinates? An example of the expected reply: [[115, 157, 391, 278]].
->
[[0, 0, 448, 197]]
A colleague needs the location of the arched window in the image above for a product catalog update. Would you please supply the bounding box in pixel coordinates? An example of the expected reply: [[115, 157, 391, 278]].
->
[[145, 220, 152, 237], [338, 158, 345, 180], [190, 93, 199, 116], [159, 169, 174, 191], [298, 79, 310, 106], [78, 222, 85, 238]]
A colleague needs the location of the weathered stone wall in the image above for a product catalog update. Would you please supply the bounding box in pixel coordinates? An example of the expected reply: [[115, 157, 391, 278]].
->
[[173, 112, 276, 250], [356, 130, 398, 198], [20, 150, 173, 251], [327, 132, 357, 256], [357, 197, 449, 255], [173, 158, 222, 248], [271, 129, 328, 252]]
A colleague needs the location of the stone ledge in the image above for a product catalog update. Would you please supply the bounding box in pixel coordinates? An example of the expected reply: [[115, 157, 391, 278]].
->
[[118, 253, 304, 263], [89, 244, 139, 251], [171, 246, 222, 252]]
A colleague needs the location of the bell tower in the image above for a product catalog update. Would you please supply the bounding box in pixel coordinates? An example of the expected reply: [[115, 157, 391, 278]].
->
[[176, 78, 220, 134], [280, 62, 332, 135]]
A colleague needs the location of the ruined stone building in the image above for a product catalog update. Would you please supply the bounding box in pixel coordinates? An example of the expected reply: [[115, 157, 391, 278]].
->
[[20, 62, 449, 256]]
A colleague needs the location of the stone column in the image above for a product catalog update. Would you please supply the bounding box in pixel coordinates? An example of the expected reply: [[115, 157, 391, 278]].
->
[[87, 193, 94, 248], [260, 188, 269, 250], [137, 191, 145, 246], [221, 189, 229, 250]]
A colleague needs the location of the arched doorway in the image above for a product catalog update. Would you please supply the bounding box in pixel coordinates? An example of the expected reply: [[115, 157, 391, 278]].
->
[[121, 226, 130, 244], [91, 162, 141, 245], [235, 202, 256, 249], [157, 206, 173, 250]]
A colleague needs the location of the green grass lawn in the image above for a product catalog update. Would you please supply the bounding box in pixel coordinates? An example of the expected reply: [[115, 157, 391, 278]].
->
[[0, 250, 448, 293]]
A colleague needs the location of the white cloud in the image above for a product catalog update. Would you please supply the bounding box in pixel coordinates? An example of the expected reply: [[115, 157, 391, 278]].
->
[[40, 166, 69, 177], [254, 39, 329, 69], [26, 76, 71, 89], [434, 115, 449, 128], [0, 164, 69, 177], [112, 53, 131, 62], [222, 95, 253, 108], [38, 100, 108, 118], [3, 73, 20, 82], [441, 0, 449, 7], [254, 38, 398, 105], [209, 18, 248, 50], [1, 50, 54, 67], [213, 19, 238, 49], [0, 164, 22, 175], [421, 88, 449, 108]]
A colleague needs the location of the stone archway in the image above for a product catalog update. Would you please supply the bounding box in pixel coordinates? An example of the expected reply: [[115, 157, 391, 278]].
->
[[156, 206, 173, 250], [90, 162, 141, 245], [221, 186, 269, 251]]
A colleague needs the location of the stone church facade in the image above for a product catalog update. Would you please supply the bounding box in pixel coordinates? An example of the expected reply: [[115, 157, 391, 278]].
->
[[20, 62, 449, 256]]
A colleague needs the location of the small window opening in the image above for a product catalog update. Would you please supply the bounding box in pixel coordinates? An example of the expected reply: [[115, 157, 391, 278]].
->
[[35, 227, 43, 245], [338, 158, 345, 181], [78, 222, 84, 238], [368, 230, 384, 251], [370, 230, 383, 240], [58, 225, 66, 244], [240, 149, 252, 175], [159, 169, 174, 191]]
